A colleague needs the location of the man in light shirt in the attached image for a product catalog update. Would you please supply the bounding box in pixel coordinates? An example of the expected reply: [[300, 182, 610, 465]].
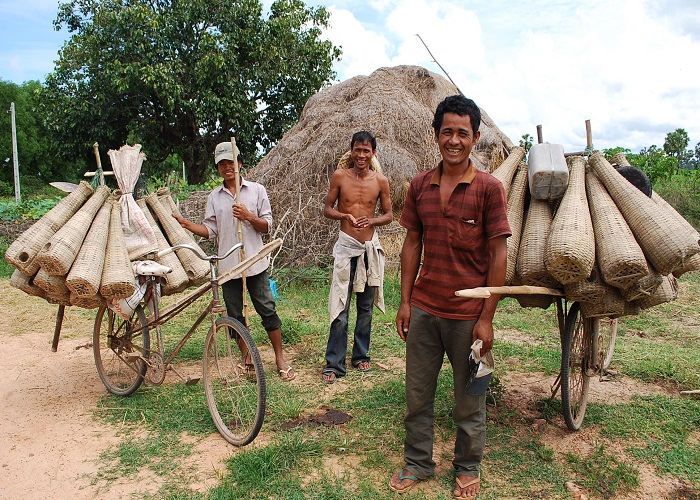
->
[[173, 142, 295, 381]]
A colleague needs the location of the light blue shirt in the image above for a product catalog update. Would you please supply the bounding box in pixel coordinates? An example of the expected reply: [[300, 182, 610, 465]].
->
[[202, 178, 273, 276]]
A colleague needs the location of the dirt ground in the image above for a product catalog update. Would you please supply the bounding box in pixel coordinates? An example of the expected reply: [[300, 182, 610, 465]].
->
[[0, 280, 690, 499]]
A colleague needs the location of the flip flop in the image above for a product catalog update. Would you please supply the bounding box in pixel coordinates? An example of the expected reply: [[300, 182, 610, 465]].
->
[[279, 366, 296, 381], [355, 360, 371, 373], [321, 371, 337, 384], [389, 468, 420, 494], [454, 475, 480, 500]]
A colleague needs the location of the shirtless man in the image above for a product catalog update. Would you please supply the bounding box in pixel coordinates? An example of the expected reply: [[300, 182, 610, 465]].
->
[[321, 131, 393, 384]]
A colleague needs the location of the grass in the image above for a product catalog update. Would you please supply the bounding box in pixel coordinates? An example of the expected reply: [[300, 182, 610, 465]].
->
[[79, 269, 700, 499]]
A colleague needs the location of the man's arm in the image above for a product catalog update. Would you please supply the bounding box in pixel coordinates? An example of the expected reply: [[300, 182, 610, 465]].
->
[[368, 174, 393, 227], [472, 234, 508, 355], [395, 228, 422, 341], [172, 213, 210, 239], [323, 170, 357, 225]]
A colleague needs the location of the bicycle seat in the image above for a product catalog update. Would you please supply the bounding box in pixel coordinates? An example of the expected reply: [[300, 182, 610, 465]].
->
[[133, 260, 173, 277]]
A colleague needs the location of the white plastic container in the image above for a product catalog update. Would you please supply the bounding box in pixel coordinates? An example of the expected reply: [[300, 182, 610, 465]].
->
[[528, 143, 569, 200]]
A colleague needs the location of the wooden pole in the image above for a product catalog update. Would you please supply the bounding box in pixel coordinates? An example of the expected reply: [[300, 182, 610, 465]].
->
[[536, 124, 543, 144], [455, 285, 565, 299], [231, 136, 249, 326]]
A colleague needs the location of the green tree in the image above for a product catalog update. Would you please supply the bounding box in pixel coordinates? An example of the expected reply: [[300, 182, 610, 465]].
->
[[628, 144, 679, 184], [42, 0, 341, 184], [663, 128, 690, 162], [519, 133, 533, 154], [1, 80, 81, 195]]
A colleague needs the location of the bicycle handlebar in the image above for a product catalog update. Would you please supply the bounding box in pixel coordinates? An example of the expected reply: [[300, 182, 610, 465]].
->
[[157, 242, 244, 262]]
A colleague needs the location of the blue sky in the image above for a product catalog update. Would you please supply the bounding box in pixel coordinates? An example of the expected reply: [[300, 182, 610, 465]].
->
[[2, 0, 699, 153]]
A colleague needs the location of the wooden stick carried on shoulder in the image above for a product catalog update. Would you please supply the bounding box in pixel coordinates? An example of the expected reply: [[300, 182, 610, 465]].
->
[[455, 285, 565, 299]]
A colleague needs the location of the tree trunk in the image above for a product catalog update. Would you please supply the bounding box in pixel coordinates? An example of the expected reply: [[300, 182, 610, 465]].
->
[[188, 142, 209, 185]]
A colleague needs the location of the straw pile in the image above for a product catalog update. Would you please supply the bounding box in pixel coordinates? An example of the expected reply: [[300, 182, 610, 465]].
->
[[248, 65, 514, 267]]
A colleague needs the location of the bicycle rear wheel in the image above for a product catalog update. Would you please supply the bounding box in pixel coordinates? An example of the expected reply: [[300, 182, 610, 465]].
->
[[203, 316, 266, 446], [561, 302, 591, 431], [93, 304, 150, 396]]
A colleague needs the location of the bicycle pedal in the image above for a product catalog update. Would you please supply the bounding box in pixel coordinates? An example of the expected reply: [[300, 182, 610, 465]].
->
[[184, 376, 201, 386], [125, 353, 142, 362]]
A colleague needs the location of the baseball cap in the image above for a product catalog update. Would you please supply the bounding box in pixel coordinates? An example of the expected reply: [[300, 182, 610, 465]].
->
[[214, 142, 235, 165]]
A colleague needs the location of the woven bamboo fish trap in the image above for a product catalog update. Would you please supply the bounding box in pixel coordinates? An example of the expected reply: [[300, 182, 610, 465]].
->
[[588, 151, 700, 275], [610, 152, 632, 167], [137, 198, 190, 295], [564, 265, 606, 303], [70, 293, 105, 309], [580, 284, 625, 318], [490, 146, 526, 198], [10, 268, 46, 298], [100, 200, 137, 299], [636, 274, 678, 310], [516, 197, 558, 287], [651, 191, 700, 277], [5, 181, 94, 275], [613, 300, 641, 319], [505, 163, 528, 284], [145, 191, 210, 283], [65, 202, 111, 297], [621, 262, 663, 301], [544, 156, 595, 284], [509, 293, 554, 309], [35, 184, 111, 276], [34, 267, 71, 305], [585, 170, 648, 289]]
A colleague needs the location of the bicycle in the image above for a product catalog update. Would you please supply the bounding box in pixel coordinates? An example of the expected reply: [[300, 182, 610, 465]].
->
[[93, 239, 280, 445]]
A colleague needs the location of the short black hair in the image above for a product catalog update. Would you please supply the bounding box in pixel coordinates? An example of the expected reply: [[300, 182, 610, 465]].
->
[[351, 131, 376, 151], [617, 165, 652, 197], [432, 94, 481, 135]]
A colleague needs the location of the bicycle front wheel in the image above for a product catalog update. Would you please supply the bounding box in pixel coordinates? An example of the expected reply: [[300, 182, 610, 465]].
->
[[595, 317, 618, 371], [203, 316, 266, 446], [561, 302, 591, 431], [93, 304, 150, 396]]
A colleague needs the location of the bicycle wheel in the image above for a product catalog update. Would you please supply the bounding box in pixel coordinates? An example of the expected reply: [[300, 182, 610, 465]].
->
[[561, 302, 591, 431], [594, 317, 618, 371], [93, 304, 150, 396], [203, 316, 266, 446]]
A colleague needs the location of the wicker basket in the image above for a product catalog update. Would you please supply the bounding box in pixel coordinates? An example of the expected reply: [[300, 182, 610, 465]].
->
[[544, 156, 595, 284], [635, 274, 678, 310], [137, 199, 190, 295], [610, 152, 632, 167], [651, 191, 700, 277], [10, 268, 46, 298], [34, 267, 71, 304], [100, 200, 137, 299], [588, 151, 700, 275], [674, 253, 700, 278], [508, 293, 554, 309], [564, 265, 606, 303], [5, 181, 94, 275], [516, 198, 558, 287], [36, 184, 111, 276], [621, 263, 663, 301], [70, 293, 105, 309], [65, 202, 111, 297], [505, 163, 528, 284], [580, 284, 625, 318], [612, 300, 641, 319], [586, 170, 648, 289], [145, 191, 210, 283], [490, 146, 526, 198]]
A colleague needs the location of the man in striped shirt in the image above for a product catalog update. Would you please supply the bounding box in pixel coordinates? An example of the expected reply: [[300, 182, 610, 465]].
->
[[389, 95, 511, 499]]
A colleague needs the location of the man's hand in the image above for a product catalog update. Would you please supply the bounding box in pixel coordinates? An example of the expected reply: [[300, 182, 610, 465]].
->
[[352, 215, 372, 228], [395, 303, 411, 342], [172, 212, 187, 228], [472, 318, 494, 356], [233, 203, 254, 222]]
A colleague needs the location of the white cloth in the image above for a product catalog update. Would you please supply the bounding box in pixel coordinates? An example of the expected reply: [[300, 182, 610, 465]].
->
[[202, 178, 273, 277], [471, 339, 495, 378], [328, 230, 386, 323]]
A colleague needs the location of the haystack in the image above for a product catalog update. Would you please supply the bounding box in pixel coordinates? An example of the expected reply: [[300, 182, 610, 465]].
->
[[248, 65, 514, 267]]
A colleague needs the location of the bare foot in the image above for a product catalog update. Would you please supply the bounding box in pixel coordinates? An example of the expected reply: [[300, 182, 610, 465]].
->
[[454, 474, 480, 499]]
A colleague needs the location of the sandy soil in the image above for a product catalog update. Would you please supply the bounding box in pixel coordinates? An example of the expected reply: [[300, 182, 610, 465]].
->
[[0, 281, 691, 499]]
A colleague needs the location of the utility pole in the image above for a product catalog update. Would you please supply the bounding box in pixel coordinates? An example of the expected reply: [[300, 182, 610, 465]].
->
[[9, 102, 21, 202]]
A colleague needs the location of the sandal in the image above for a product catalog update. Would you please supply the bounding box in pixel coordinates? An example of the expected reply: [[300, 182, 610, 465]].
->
[[236, 363, 255, 376], [389, 468, 420, 494], [279, 366, 296, 381], [355, 360, 371, 373], [321, 371, 337, 384], [454, 475, 480, 499]]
